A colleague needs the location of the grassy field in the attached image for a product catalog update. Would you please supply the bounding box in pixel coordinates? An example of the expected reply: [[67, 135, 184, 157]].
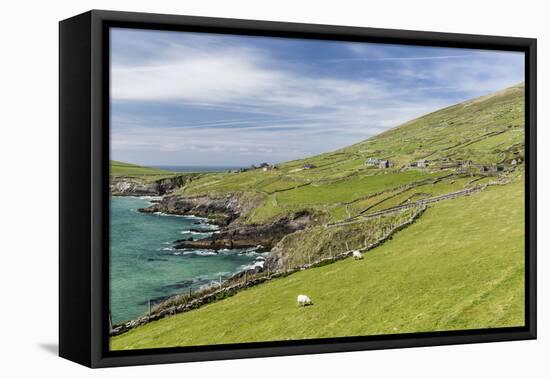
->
[[111, 179, 524, 350]]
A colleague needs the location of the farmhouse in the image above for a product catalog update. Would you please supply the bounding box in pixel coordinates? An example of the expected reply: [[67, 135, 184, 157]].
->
[[302, 163, 316, 170], [417, 159, 429, 168], [378, 160, 391, 169], [365, 157, 380, 166]]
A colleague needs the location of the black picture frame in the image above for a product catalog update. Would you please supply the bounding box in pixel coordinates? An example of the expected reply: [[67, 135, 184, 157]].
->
[[59, 9, 537, 368]]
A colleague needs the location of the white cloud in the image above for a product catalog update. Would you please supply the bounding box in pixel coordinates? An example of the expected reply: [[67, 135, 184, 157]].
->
[[110, 34, 524, 165], [111, 44, 392, 115]]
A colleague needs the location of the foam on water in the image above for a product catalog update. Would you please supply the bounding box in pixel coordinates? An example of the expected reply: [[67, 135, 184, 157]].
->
[[110, 196, 258, 323]]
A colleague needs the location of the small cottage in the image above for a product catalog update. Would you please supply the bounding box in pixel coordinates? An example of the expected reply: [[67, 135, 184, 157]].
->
[[302, 163, 316, 170], [365, 157, 380, 167], [379, 160, 390, 169], [417, 159, 429, 168]]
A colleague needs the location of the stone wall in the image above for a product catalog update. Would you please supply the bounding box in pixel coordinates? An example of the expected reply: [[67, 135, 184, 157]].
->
[[110, 205, 427, 337]]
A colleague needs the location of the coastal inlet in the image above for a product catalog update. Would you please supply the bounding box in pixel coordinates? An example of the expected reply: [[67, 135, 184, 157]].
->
[[110, 196, 265, 324]]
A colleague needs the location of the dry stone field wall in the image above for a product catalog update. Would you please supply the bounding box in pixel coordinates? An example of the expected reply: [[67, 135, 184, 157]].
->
[[110, 204, 427, 336]]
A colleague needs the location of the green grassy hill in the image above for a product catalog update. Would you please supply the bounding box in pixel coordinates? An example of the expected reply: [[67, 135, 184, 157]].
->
[[111, 83, 525, 349], [111, 179, 524, 349], [176, 83, 524, 226], [110, 160, 177, 181]]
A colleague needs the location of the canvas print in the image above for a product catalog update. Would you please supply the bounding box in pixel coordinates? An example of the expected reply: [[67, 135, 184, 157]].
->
[[108, 27, 526, 351]]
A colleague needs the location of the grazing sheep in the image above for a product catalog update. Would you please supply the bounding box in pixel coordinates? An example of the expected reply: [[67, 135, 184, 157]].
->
[[297, 294, 313, 307], [352, 250, 363, 260]]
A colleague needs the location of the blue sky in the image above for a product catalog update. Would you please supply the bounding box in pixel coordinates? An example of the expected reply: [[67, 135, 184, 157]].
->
[[110, 28, 524, 167]]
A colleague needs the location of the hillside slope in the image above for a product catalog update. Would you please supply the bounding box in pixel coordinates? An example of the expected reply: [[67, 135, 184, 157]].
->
[[111, 83, 525, 348], [143, 83, 525, 271], [110, 161, 199, 196], [173, 83, 524, 227], [111, 179, 524, 349], [110, 160, 176, 179]]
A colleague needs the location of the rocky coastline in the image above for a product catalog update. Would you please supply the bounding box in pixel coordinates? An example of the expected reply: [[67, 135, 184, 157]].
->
[[137, 194, 242, 226], [137, 193, 312, 251], [110, 175, 191, 196], [109, 181, 314, 322], [173, 211, 312, 250], [110, 176, 314, 275]]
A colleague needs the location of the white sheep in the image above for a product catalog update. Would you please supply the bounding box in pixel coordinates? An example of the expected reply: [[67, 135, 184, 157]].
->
[[297, 294, 313, 307], [352, 250, 363, 260]]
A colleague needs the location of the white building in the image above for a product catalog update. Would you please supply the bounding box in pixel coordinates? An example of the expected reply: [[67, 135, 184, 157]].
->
[[417, 159, 429, 168]]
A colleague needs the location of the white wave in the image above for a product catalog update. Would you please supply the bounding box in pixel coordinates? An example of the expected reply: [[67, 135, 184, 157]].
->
[[239, 260, 265, 271], [179, 230, 212, 236], [192, 230, 213, 235], [139, 196, 163, 201], [238, 247, 269, 257], [168, 249, 215, 256], [178, 249, 218, 257], [151, 212, 205, 220]]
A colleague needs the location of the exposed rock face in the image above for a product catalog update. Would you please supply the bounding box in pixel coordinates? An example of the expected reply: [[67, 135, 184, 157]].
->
[[110, 175, 189, 196], [138, 192, 312, 267], [264, 244, 285, 272], [173, 211, 312, 250], [138, 194, 243, 226], [155, 176, 188, 194]]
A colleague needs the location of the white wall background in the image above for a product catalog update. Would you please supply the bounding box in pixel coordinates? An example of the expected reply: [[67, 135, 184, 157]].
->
[[0, 0, 546, 376]]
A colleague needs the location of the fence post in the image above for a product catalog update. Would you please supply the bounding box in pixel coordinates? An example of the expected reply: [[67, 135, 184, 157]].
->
[[108, 310, 112, 332], [189, 286, 192, 298], [219, 275, 222, 288], [244, 271, 248, 284], [148, 299, 151, 318]]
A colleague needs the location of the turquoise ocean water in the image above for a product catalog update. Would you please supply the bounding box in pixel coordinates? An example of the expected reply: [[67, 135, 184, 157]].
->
[[110, 196, 262, 324]]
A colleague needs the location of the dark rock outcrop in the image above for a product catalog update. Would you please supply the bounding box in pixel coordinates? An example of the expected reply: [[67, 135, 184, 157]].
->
[[138, 194, 243, 226], [138, 192, 312, 265], [110, 175, 190, 196], [110, 178, 160, 196], [173, 211, 312, 250]]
